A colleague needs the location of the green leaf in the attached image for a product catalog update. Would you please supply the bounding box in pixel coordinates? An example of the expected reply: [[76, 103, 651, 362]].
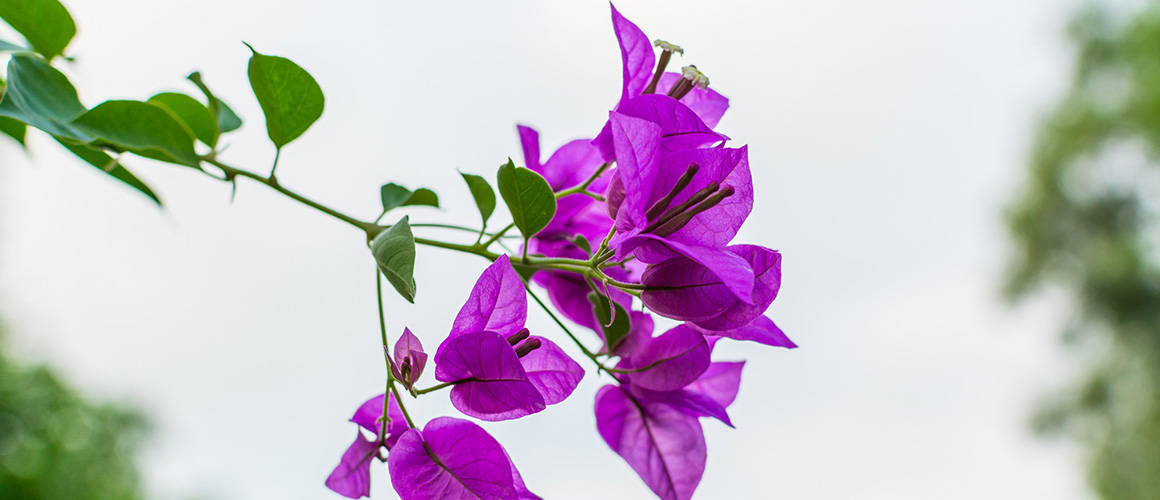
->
[[0, 39, 26, 52], [588, 292, 631, 352], [71, 100, 199, 167], [245, 45, 324, 149], [496, 158, 556, 241], [187, 71, 243, 133], [0, 54, 89, 141], [513, 263, 539, 283], [569, 234, 592, 255], [148, 92, 218, 147], [56, 139, 162, 205], [371, 216, 417, 303], [459, 172, 496, 227], [0, 0, 76, 60], [379, 183, 440, 213], [0, 116, 26, 145]]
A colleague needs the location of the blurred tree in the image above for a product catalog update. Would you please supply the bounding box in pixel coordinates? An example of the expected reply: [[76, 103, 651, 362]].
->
[[1007, 3, 1160, 498], [0, 327, 149, 500]]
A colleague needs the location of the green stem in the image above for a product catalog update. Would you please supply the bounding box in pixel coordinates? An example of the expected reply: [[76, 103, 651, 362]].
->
[[480, 222, 515, 249], [389, 380, 416, 428], [377, 271, 418, 430], [555, 162, 611, 200], [202, 157, 375, 233], [413, 380, 456, 395]]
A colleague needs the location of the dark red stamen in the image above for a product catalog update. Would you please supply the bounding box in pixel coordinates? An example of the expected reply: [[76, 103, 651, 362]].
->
[[642, 182, 720, 234], [514, 338, 542, 358], [507, 328, 530, 346], [645, 163, 700, 220], [651, 185, 735, 236]]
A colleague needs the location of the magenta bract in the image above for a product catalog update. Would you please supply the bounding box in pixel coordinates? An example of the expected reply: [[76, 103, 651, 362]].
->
[[388, 417, 537, 500]]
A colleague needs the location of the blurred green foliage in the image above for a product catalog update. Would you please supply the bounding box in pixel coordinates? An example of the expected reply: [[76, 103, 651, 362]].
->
[[0, 329, 148, 500], [1007, 3, 1160, 498]]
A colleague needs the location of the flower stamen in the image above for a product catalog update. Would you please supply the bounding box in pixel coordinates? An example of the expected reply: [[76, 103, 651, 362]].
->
[[651, 185, 735, 236], [514, 338, 542, 358], [667, 65, 710, 100], [507, 328, 531, 346], [642, 40, 684, 95], [645, 163, 700, 220]]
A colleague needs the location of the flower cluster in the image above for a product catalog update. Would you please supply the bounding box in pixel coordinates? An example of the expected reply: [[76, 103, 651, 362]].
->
[[327, 5, 793, 499]]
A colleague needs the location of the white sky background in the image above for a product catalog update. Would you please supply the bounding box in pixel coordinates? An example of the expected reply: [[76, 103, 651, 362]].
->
[[0, 0, 1096, 498]]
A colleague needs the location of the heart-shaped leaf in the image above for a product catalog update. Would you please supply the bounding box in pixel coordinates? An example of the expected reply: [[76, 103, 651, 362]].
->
[[459, 172, 496, 228], [148, 92, 218, 147], [496, 158, 555, 242], [371, 216, 417, 303], [71, 100, 199, 167], [245, 45, 324, 149], [0, 0, 76, 61]]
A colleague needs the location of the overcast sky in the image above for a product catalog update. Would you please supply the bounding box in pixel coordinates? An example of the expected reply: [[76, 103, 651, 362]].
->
[[2, 0, 1096, 498]]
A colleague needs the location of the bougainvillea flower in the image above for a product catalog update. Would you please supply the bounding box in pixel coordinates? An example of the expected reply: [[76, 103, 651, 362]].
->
[[435, 256, 584, 420], [595, 385, 707, 500], [447, 255, 527, 342], [390, 328, 427, 390], [655, 72, 728, 128], [602, 111, 757, 308], [594, 5, 730, 160], [629, 359, 747, 428], [597, 95, 727, 160], [621, 323, 710, 391], [436, 331, 546, 421], [606, 113, 752, 255], [388, 417, 539, 500], [642, 245, 782, 331], [325, 392, 408, 498], [694, 315, 797, 349]]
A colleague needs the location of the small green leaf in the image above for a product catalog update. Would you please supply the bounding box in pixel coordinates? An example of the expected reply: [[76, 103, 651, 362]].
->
[[513, 263, 539, 283], [245, 45, 324, 149], [71, 100, 199, 167], [569, 235, 592, 255], [0, 0, 76, 60], [0, 54, 89, 141], [588, 292, 631, 352], [0, 116, 26, 145], [187, 71, 243, 133], [148, 92, 218, 147], [379, 183, 440, 213], [56, 139, 162, 205], [371, 216, 417, 303], [404, 188, 439, 207], [460, 172, 496, 227], [496, 159, 556, 242], [0, 39, 26, 52]]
